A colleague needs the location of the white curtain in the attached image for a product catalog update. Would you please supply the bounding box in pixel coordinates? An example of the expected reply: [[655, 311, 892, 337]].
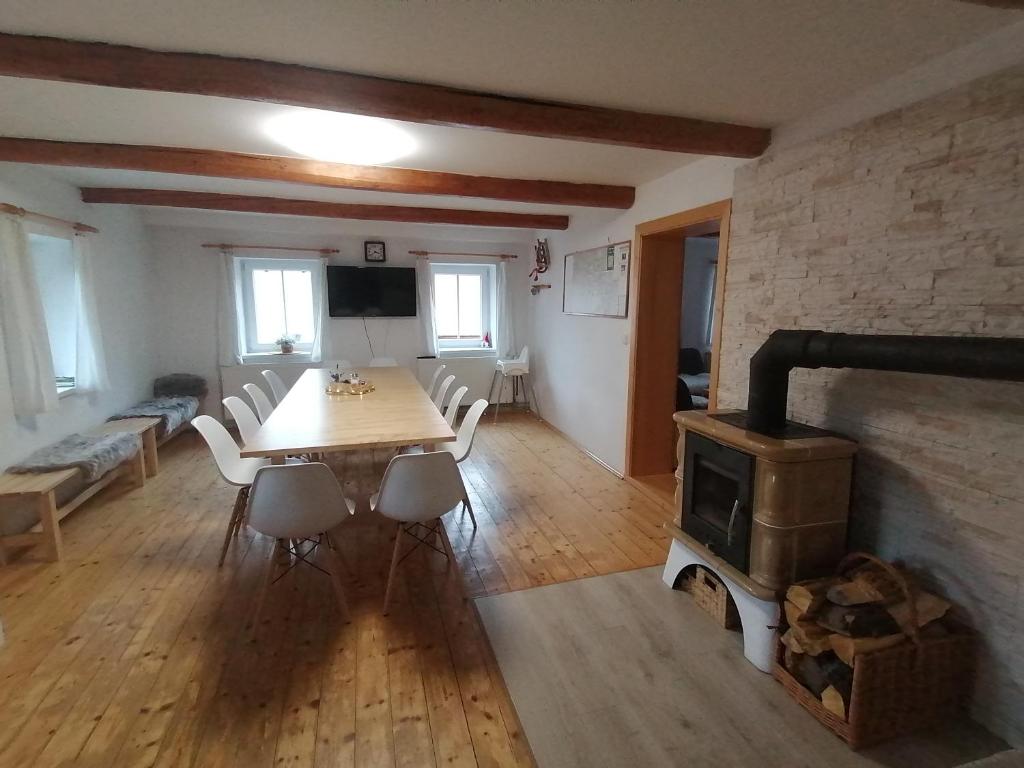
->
[[310, 257, 328, 363], [416, 257, 438, 357], [0, 214, 58, 415], [216, 249, 244, 366], [72, 234, 110, 392], [496, 260, 516, 358]]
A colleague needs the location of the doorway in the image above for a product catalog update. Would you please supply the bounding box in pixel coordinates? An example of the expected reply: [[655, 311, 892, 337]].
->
[[624, 199, 731, 506]]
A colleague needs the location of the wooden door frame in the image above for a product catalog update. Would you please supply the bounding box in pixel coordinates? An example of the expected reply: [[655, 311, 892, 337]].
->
[[624, 199, 732, 479]]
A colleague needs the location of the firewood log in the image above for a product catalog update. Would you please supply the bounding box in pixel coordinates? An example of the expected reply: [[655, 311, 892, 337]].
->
[[781, 628, 806, 655], [789, 619, 833, 656], [792, 654, 830, 697], [821, 686, 847, 720], [817, 603, 902, 638], [829, 633, 907, 666], [786, 577, 839, 616], [886, 591, 950, 634], [826, 565, 907, 606]]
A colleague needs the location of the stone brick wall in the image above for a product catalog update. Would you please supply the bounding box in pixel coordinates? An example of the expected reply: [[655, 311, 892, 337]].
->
[[719, 65, 1024, 745]]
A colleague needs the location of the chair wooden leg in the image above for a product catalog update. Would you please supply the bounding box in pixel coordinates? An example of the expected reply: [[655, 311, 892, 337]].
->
[[218, 488, 245, 567], [438, 518, 455, 564], [382, 523, 404, 615], [462, 495, 478, 529], [252, 541, 280, 630], [233, 487, 248, 540], [324, 532, 350, 623]]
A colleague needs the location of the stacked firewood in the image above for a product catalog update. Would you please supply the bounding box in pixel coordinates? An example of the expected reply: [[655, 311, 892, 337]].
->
[[780, 558, 953, 720]]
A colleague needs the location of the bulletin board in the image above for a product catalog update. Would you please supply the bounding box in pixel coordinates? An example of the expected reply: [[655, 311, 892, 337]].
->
[[562, 241, 631, 318]]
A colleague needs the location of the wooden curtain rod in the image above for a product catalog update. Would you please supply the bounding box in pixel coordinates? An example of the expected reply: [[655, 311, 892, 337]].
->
[[0, 202, 98, 234], [409, 250, 517, 260], [201, 243, 339, 254]]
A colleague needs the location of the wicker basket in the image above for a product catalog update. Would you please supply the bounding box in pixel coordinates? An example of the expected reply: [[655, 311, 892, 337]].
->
[[683, 566, 740, 630], [773, 552, 974, 750]]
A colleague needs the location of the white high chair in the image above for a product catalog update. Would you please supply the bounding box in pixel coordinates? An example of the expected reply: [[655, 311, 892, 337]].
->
[[488, 346, 538, 422]]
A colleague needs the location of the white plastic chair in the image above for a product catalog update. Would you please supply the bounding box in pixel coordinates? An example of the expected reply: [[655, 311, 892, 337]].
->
[[426, 364, 447, 399], [192, 414, 271, 567], [222, 395, 262, 447], [432, 374, 456, 410], [247, 462, 356, 623], [369, 356, 397, 367], [243, 382, 275, 424], [442, 399, 488, 464], [489, 346, 538, 421], [441, 398, 488, 529], [262, 369, 289, 405], [445, 385, 469, 428], [372, 451, 466, 613]]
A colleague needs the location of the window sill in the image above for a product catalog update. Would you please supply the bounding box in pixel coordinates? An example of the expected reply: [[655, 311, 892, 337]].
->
[[438, 348, 497, 359], [238, 352, 314, 365], [57, 386, 77, 399]]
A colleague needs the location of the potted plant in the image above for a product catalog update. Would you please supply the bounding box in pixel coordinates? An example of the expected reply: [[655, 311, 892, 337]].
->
[[276, 335, 296, 354]]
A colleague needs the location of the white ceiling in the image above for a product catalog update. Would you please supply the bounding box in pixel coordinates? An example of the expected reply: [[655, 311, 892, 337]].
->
[[1, 0, 1014, 123], [0, 0, 1020, 227], [0, 80, 695, 186]]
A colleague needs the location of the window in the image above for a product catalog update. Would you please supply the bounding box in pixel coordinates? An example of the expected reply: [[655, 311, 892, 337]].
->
[[238, 258, 319, 354], [431, 263, 496, 351], [28, 233, 77, 393]]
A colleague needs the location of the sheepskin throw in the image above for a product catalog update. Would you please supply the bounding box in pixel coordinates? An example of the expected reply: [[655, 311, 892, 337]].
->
[[109, 396, 199, 437], [8, 432, 141, 483]]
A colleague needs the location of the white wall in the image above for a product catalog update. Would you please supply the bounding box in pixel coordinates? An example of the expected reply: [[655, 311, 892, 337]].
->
[[147, 218, 533, 414], [0, 165, 156, 468], [679, 237, 718, 353], [520, 21, 1024, 477], [523, 157, 747, 474]]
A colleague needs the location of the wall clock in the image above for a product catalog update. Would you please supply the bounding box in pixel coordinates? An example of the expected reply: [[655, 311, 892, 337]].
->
[[364, 240, 386, 262]]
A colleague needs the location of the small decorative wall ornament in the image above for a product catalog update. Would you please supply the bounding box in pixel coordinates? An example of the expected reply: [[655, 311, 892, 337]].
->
[[530, 283, 552, 296], [529, 238, 550, 282]]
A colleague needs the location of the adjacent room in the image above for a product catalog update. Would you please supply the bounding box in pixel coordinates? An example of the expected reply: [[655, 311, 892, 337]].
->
[[0, 3, 1022, 766]]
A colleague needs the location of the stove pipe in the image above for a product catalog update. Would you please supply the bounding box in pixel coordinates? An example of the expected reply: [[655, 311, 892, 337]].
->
[[746, 330, 1024, 435]]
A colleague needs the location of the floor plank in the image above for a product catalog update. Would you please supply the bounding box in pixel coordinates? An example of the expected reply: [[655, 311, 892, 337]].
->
[[476, 567, 1009, 768], [0, 412, 667, 767]]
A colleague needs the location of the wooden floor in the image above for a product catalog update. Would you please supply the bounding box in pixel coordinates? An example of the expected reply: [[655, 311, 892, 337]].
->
[[0, 412, 672, 768], [477, 567, 1008, 768]]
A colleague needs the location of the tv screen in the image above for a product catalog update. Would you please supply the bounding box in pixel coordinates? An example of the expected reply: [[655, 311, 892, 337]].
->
[[327, 266, 417, 317]]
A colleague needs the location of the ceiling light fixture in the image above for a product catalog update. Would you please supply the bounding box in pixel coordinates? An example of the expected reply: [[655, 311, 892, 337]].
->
[[264, 109, 417, 166]]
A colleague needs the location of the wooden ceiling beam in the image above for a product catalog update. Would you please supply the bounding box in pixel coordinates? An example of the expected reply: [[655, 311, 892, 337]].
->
[[0, 137, 634, 208], [79, 188, 570, 230], [0, 32, 771, 157]]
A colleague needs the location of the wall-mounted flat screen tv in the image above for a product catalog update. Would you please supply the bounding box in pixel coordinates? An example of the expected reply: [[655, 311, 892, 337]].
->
[[327, 266, 417, 317]]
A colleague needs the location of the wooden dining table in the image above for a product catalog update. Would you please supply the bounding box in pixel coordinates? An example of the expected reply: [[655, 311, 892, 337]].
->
[[240, 366, 456, 463]]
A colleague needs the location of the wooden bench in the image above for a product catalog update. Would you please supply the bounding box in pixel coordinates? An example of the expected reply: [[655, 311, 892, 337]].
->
[[0, 448, 145, 563], [88, 417, 162, 478]]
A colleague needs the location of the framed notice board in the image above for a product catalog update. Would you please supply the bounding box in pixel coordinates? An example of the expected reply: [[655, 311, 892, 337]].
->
[[562, 241, 631, 318]]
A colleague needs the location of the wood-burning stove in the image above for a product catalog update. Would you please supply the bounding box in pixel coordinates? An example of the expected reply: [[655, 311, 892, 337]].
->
[[674, 410, 856, 592]]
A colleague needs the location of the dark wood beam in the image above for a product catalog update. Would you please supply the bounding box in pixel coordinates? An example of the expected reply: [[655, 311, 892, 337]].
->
[[0, 137, 634, 208], [0, 32, 771, 157], [79, 188, 570, 230]]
